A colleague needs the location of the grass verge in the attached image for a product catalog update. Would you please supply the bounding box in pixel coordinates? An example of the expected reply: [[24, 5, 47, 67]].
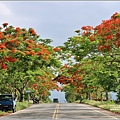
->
[[0, 101, 32, 116], [16, 101, 32, 111], [83, 100, 120, 114]]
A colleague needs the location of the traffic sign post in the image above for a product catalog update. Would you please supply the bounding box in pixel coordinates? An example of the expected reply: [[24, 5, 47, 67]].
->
[[26, 90, 32, 102]]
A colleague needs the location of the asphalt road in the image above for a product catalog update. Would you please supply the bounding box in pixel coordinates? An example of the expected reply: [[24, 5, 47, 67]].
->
[[0, 103, 120, 120]]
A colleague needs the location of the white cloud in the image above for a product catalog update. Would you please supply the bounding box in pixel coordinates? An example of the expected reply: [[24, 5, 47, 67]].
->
[[0, 2, 38, 29], [0, 1, 120, 47], [0, 3, 12, 16]]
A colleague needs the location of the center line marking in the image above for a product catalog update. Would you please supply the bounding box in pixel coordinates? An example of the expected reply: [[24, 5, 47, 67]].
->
[[52, 104, 59, 119]]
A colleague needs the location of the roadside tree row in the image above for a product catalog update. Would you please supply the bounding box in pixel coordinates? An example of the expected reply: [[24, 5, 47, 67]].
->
[[0, 12, 120, 102], [54, 12, 120, 102], [0, 23, 61, 102]]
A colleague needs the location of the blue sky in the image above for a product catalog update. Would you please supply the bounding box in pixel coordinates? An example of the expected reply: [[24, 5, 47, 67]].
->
[[0, 1, 119, 102], [0, 1, 120, 47]]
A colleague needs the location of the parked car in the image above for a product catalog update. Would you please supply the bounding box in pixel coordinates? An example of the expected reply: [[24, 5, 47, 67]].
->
[[0, 94, 16, 113]]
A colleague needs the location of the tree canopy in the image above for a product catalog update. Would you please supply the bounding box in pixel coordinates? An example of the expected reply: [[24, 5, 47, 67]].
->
[[0, 12, 120, 102]]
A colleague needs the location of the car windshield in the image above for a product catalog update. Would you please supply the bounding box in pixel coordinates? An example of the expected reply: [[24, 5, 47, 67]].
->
[[0, 95, 13, 101]]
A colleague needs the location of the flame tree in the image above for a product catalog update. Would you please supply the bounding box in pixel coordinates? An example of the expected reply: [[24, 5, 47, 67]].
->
[[0, 23, 61, 102], [54, 12, 120, 102]]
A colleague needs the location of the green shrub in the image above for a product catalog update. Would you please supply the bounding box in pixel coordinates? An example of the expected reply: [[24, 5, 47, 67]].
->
[[16, 101, 32, 111]]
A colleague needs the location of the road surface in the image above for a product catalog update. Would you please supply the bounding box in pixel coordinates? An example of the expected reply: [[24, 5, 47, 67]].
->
[[0, 103, 120, 120]]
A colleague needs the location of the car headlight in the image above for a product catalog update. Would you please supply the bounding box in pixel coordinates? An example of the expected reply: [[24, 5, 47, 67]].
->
[[0, 104, 1, 105]]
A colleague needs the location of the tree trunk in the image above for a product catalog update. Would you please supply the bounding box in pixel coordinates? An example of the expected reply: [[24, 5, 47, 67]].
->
[[86, 92, 89, 99], [17, 87, 25, 102], [100, 91, 103, 101], [117, 89, 120, 102], [79, 95, 83, 103], [105, 91, 109, 101], [19, 89, 24, 102], [88, 92, 92, 100], [86, 92, 91, 100], [95, 91, 98, 100], [17, 81, 28, 102]]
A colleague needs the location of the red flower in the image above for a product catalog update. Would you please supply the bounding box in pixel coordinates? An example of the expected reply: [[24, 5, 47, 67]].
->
[[27, 39, 34, 43], [1, 63, 7, 70], [98, 45, 105, 51], [90, 35, 96, 42], [46, 51, 50, 55], [0, 32, 3, 39], [37, 76, 41, 79], [29, 28, 36, 36], [27, 45, 32, 48], [2, 23, 8, 27], [114, 40, 120, 47], [81, 26, 93, 31], [106, 34, 113, 41], [106, 46, 111, 51], [116, 33, 120, 37], [29, 50, 36, 56], [5, 56, 17, 62], [111, 12, 119, 19], [0, 44, 6, 49], [0, 35, 2, 39], [15, 27, 21, 32], [53, 47, 59, 52], [37, 51, 42, 55]]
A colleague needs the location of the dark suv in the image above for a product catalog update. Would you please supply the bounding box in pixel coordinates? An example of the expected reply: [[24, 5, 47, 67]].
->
[[0, 94, 16, 113], [53, 98, 59, 103]]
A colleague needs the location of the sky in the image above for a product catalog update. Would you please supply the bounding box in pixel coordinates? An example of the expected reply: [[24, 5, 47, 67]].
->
[[0, 1, 120, 47], [0, 1, 119, 102]]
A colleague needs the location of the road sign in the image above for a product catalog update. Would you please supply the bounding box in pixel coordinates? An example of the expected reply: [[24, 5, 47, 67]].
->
[[26, 90, 31, 93]]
